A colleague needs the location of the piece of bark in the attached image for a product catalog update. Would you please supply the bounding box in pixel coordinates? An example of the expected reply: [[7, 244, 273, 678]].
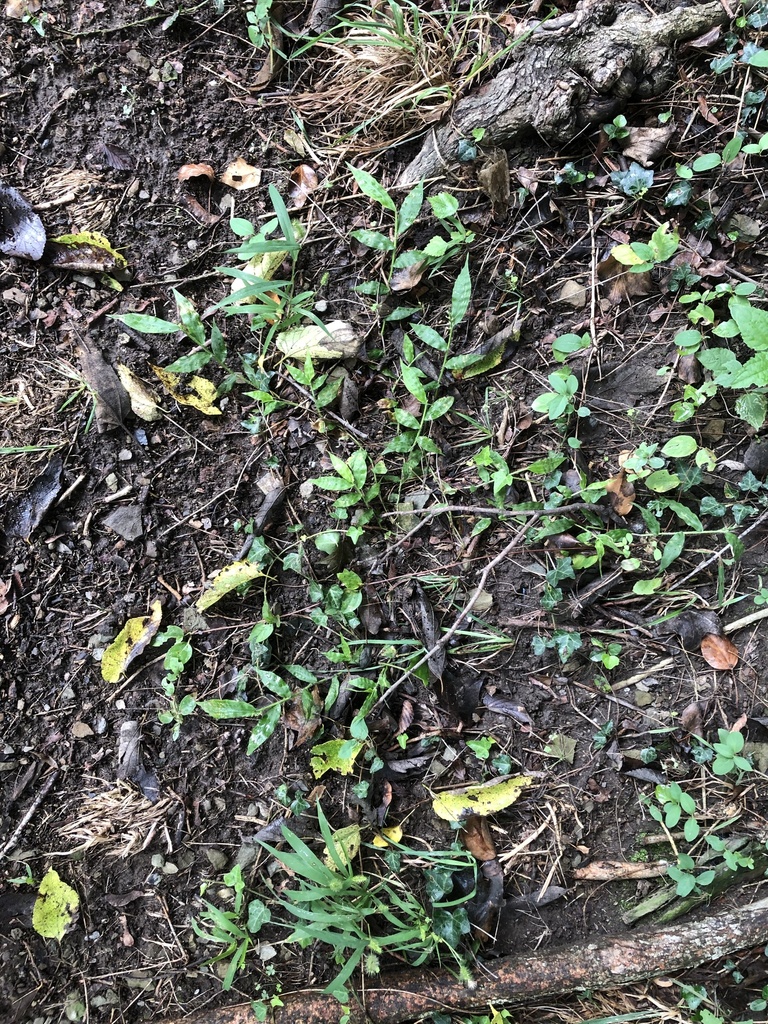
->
[[398, 0, 730, 184], [164, 895, 768, 1024]]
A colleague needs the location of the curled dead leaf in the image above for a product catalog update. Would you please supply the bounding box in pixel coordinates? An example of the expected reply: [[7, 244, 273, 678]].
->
[[389, 260, 427, 293], [460, 814, 496, 862], [700, 633, 739, 670], [220, 158, 262, 191], [178, 162, 216, 182], [605, 468, 635, 516], [289, 164, 318, 208]]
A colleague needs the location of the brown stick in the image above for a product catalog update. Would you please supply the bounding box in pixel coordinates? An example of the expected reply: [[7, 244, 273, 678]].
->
[[166, 895, 768, 1024]]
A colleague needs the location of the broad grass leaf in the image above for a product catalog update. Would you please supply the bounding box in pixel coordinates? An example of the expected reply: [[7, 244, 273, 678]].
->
[[432, 775, 533, 821], [196, 560, 264, 611], [197, 699, 262, 719], [700, 633, 739, 670], [397, 180, 424, 234], [102, 599, 162, 683], [33, 869, 79, 940]]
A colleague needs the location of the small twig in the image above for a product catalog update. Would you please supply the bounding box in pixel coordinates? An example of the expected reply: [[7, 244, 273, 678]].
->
[[373, 513, 544, 711], [674, 508, 768, 589], [381, 501, 603, 559], [1, 769, 60, 858], [287, 379, 368, 440]]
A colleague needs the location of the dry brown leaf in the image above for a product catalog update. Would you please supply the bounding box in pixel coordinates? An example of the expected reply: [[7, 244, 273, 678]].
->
[[700, 633, 739, 670], [0, 579, 9, 615], [177, 162, 216, 182], [178, 193, 222, 226], [605, 468, 635, 516], [289, 164, 318, 208], [623, 126, 675, 168], [78, 338, 131, 432], [220, 158, 262, 191], [6, 0, 41, 18], [397, 699, 414, 735], [460, 814, 497, 862], [390, 260, 427, 293], [678, 354, 701, 385], [679, 699, 708, 738], [597, 253, 653, 305]]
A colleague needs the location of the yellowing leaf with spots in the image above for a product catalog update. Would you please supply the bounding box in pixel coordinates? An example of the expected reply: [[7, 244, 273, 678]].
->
[[101, 599, 162, 683], [32, 869, 80, 940], [610, 243, 646, 267], [196, 560, 265, 611], [151, 365, 221, 415], [309, 739, 363, 778], [323, 824, 361, 869], [432, 775, 533, 822]]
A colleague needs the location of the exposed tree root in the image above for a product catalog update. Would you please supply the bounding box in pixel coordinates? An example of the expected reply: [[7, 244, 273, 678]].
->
[[166, 894, 768, 1024], [398, 0, 730, 185]]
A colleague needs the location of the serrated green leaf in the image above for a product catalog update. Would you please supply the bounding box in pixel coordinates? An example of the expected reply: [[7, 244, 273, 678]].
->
[[350, 229, 394, 251], [397, 180, 424, 234], [450, 258, 472, 327], [348, 166, 396, 211], [729, 297, 768, 351], [246, 704, 282, 754]]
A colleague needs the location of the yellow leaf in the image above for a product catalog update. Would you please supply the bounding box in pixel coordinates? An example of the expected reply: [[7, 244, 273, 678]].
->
[[32, 869, 80, 940], [276, 321, 359, 361], [432, 775, 533, 822], [196, 560, 264, 611], [151, 366, 221, 415], [323, 824, 361, 869], [101, 600, 162, 683], [309, 739, 363, 778], [51, 230, 127, 269], [372, 825, 403, 848], [116, 364, 161, 421], [610, 243, 646, 267]]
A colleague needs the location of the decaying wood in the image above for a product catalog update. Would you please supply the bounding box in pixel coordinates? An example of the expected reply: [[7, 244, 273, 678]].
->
[[166, 895, 768, 1024], [398, 0, 730, 185]]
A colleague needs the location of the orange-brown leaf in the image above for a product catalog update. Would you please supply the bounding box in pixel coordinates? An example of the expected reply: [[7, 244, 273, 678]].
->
[[460, 814, 497, 862], [605, 468, 635, 516], [177, 162, 216, 182], [289, 164, 318, 208], [700, 633, 738, 670]]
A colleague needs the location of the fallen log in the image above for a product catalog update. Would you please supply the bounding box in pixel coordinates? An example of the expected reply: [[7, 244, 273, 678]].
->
[[167, 894, 768, 1024], [398, 0, 730, 185]]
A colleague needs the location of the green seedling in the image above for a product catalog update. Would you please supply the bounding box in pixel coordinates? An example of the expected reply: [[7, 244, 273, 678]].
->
[[531, 629, 582, 664], [531, 369, 589, 422], [710, 729, 752, 777], [309, 448, 385, 529], [154, 626, 195, 740], [667, 853, 716, 897], [646, 781, 701, 842], [602, 113, 630, 140], [192, 864, 271, 991]]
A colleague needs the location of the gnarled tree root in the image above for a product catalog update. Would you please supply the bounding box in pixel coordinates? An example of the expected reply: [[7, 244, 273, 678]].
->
[[167, 894, 768, 1024], [398, 0, 730, 185]]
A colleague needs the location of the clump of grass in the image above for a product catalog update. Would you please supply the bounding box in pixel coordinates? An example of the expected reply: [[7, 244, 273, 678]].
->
[[292, 1, 482, 152]]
